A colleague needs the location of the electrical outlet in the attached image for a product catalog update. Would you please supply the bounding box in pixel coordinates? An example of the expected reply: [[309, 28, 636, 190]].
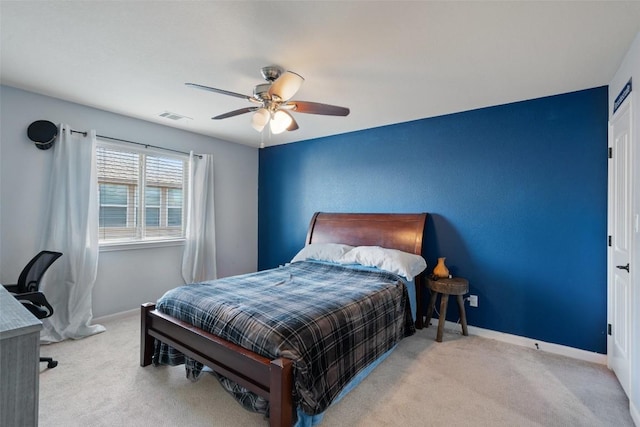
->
[[469, 295, 478, 307]]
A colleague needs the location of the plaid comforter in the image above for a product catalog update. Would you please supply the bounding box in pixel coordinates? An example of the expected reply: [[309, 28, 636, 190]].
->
[[153, 261, 415, 415]]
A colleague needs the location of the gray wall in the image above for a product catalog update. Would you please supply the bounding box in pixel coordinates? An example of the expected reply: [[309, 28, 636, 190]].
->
[[0, 85, 258, 317]]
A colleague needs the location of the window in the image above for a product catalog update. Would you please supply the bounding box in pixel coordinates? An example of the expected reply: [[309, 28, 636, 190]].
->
[[145, 187, 161, 227], [98, 184, 128, 227], [96, 141, 188, 244], [167, 188, 183, 226]]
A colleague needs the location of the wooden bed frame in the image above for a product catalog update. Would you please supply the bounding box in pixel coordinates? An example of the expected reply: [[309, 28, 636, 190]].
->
[[140, 212, 428, 427]]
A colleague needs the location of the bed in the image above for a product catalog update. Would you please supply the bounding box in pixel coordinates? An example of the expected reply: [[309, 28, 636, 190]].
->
[[140, 212, 427, 426]]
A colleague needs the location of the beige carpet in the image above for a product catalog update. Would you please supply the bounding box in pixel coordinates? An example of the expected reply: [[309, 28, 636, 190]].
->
[[38, 313, 633, 427]]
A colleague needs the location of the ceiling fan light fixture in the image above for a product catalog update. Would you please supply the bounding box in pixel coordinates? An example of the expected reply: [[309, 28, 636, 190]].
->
[[251, 108, 270, 132], [269, 71, 304, 101], [270, 110, 293, 134]]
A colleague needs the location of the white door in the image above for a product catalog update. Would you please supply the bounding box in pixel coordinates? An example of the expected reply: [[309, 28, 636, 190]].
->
[[608, 98, 632, 396]]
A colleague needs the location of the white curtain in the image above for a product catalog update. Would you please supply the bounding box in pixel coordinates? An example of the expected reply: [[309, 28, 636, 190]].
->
[[39, 125, 105, 342], [182, 153, 217, 283]]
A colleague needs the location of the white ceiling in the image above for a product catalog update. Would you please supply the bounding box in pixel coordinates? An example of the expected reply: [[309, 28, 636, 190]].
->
[[2, 1, 639, 148]]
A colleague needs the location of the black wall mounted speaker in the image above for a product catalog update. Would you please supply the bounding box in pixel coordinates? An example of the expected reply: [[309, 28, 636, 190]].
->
[[27, 120, 58, 150]]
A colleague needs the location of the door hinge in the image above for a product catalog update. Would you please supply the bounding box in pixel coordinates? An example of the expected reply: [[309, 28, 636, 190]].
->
[[608, 323, 612, 336], [608, 235, 612, 247], [608, 147, 613, 158]]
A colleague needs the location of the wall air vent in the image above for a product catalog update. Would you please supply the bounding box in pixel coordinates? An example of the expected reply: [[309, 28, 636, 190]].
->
[[158, 111, 192, 121]]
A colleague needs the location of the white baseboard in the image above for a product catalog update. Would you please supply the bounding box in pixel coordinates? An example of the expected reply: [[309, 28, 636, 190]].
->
[[93, 308, 138, 324], [630, 399, 639, 427], [434, 319, 607, 365]]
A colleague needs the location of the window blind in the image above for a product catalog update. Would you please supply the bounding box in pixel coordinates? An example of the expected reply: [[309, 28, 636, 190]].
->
[[96, 143, 187, 243]]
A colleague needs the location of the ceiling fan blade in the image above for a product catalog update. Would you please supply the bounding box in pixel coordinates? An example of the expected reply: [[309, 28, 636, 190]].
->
[[268, 71, 304, 101], [212, 107, 257, 120], [185, 83, 253, 101], [287, 101, 350, 116]]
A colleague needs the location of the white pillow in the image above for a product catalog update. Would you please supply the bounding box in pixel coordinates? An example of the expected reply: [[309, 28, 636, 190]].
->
[[291, 243, 354, 263], [339, 246, 426, 280]]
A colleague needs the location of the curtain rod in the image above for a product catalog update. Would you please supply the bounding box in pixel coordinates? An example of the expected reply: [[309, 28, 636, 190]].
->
[[69, 129, 202, 159]]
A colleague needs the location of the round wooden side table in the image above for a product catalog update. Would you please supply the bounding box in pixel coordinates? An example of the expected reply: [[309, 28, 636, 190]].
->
[[425, 277, 469, 342]]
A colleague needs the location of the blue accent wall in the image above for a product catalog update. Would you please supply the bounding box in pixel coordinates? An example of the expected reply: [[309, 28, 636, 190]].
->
[[259, 87, 608, 353]]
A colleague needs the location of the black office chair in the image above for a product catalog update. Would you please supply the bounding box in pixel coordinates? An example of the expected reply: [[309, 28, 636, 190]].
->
[[3, 250, 63, 369]]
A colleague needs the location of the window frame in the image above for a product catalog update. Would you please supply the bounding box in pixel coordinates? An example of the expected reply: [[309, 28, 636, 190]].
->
[[96, 139, 189, 250]]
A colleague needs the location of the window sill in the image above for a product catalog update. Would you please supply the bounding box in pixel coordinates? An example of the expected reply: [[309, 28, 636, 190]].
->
[[99, 238, 185, 252]]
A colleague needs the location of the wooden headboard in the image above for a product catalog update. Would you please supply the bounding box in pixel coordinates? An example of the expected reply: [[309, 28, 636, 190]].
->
[[306, 212, 428, 329], [306, 212, 428, 256]]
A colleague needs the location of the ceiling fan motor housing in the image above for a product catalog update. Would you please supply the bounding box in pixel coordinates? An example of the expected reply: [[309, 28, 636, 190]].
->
[[260, 65, 284, 82], [253, 83, 272, 101]]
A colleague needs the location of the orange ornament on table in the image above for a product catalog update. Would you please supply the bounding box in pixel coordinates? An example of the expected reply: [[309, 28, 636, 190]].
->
[[433, 257, 450, 279]]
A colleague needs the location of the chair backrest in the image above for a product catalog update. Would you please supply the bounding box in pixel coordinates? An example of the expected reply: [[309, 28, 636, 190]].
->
[[17, 251, 63, 293]]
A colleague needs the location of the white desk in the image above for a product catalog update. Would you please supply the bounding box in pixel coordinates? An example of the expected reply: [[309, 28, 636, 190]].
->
[[0, 285, 42, 427]]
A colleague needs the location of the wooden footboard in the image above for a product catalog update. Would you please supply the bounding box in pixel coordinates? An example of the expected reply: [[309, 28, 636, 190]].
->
[[140, 303, 293, 427]]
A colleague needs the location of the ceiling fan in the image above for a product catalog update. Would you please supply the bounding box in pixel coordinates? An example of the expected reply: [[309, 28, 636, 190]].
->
[[185, 65, 350, 134]]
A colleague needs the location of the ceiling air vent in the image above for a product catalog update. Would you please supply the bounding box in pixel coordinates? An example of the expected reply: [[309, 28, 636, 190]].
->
[[158, 111, 192, 121]]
